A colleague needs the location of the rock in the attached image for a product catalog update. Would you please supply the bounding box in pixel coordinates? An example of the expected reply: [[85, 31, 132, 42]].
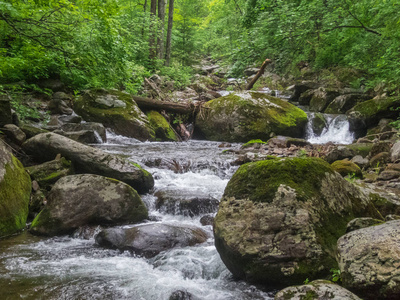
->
[[310, 113, 327, 136], [190, 82, 209, 94], [309, 88, 340, 112], [385, 214, 400, 221], [95, 224, 208, 258], [347, 96, 400, 136], [3, 124, 26, 145], [19, 124, 49, 139], [200, 215, 214, 226], [366, 119, 397, 141], [30, 174, 148, 236], [298, 89, 315, 105], [369, 193, 400, 217], [369, 152, 390, 168], [26, 157, 73, 191], [146, 111, 179, 141], [214, 157, 380, 286], [29, 189, 46, 218], [195, 92, 308, 142], [61, 122, 107, 142], [346, 217, 383, 233], [57, 114, 83, 125], [325, 94, 370, 114], [324, 146, 355, 163], [0, 95, 13, 127], [331, 160, 363, 178], [337, 220, 400, 300], [369, 141, 391, 158], [0, 139, 31, 238], [351, 155, 369, 169], [345, 143, 374, 158], [275, 280, 361, 300], [22, 132, 154, 193], [53, 129, 102, 144], [48, 93, 73, 115], [74, 89, 155, 141], [378, 170, 400, 181], [390, 140, 400, 162], [288, 82, 319, 102], [155, 190, 219, 217], [169, 290, 198, 300]]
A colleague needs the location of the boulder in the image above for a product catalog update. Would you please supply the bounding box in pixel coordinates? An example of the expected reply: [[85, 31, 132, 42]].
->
[[369, 141, 392, 158], [346, 217, 383, 233], [337, 220, 400, 300], [275, 280, 361, 300], [61, 122, 107, 142], [195, 92, 308, 142], [214, 157, 380, 286], [369, 152, 390, 168], [0, 140, 31, 238], [377, 170, 400, 181], [390, 140, 400, 162], [325, 94, 370, 114], [309, 88, 340, 112], [369, 193, 400, 217], [95, 223, 208, 258], [310, 113, 327, 136], [48, 92, 73, 115], [19, 123, 49, 139], [331, 160, 363, 178], [3, 124, 26, 145], [0, 94, 13, 126], [297, 89, 315, 106], [146, 111, 179, 141], [288, 82, 319, 102], [53, 129, 102, 144], [30, 174, 148, 236], [22, 132, 154, 193], [74, 89, 155, 141], [351, 155, 369, 169]]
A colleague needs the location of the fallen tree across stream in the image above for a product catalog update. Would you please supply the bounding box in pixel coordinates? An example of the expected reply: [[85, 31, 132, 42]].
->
[[132, 95, 202, 115]]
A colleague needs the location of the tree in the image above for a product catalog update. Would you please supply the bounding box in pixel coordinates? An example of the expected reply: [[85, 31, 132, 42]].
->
[[157, 0, 166, 59], [164, 0, 174, 66]]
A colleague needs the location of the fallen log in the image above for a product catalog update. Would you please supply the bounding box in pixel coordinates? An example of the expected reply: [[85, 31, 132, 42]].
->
[[132, 95, 200, 115], [245, 58, 272, 90]]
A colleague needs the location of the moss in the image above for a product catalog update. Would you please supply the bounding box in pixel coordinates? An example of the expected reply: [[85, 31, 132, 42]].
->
[[146, 110, 178, 141], [0, 155, 31, 238], [369, 193, 400, 216], [303, 290, 318, 300], [331, 160, 363, 178], [345, 143, 373, 157], [224, 157, 334, 203], [242, 139, 266, 148], [129, 161, 152, 180]]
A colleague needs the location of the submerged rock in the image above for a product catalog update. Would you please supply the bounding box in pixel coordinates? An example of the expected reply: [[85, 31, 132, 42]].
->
[[22, 132, 154, 193], [96, 223, 208, 258], [214, 157, 380, 286], [195, 92, 308, 142], [30, 174, 148, 236], [0, 140, 31, 238], [337, 220, 400, 300]]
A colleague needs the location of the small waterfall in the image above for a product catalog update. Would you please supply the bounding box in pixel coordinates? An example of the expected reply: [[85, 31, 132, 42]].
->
[[306, 113, 354, 144]]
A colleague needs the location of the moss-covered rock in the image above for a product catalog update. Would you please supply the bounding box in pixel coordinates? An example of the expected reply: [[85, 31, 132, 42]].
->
[[310, 113, 327, 136], [309, 88, 340, 112], [146, 111, 179, 141], [74, 89, 155, 141], [241, 139, 267, 149], [325, 94, 370, 114], [331, 160, 363, 178], [214, 157, 380, 287], [195, 92, 308, 142], [0, 140, 31, 238]]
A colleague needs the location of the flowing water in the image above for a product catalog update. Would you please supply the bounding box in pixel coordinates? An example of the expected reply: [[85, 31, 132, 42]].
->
[[0, 132, 274, 300]]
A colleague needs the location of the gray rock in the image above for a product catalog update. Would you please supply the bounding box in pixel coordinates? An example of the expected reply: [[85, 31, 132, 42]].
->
[[169, 290, 199, 300], [325, 94, 369, 114], [22, 132, 154, 193], [369, 141, 392, 158], [48, 96, 73, 115], [3, 124, 26, 145], [275, 280, 361, 300], [390, 141, 400, 162], [53, 129, 102, 144], [96, 224, 208, 258], [346, 217, 383, 233], [244, 68, 260, 76], [337, 220, 400, 300], [30, 174, 148, 236], [377, 170, 400, 181], [200, 215, 214, 226], [94, 94, 126, 108], [288, 82, 320, 102], [351, 155, 369, 169], [61, 122, 106, 142], [309, 88, 340, 112], [325, 146, 355, 163], [57, 114, 83, 124]]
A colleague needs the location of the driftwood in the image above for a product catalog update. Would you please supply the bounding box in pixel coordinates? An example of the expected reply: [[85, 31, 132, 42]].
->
[[132, 95, 200, 115], [245, 58, 272, 90]]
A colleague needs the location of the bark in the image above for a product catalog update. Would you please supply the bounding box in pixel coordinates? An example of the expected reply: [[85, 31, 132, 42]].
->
[[164, 0, 174, 66], [132, 96, 200, 115], [157, 0, 166, 59], [245, 59, 272, 90], [149, 0, 157, 61]]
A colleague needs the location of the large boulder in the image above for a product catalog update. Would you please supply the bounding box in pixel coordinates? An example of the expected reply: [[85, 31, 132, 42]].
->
[[74, 89, 155, 141], [309, 88, 340, 112], [30, 174, 148, 236], [337, 220, 400, 300], [275, 280, 361, 300], [146, 111, 179, 141], [325, 94, 370, 114], [195, 92, 308, 142], [0, 140, 31, 238], [60, 122, 107, 142], [95, 223, 208, 258], [214, 157, 380, 286], [22, 132, 154, 193]]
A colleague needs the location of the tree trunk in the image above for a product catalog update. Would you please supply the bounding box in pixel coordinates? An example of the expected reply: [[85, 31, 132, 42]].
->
[[157, 0, 166, 59], [149, 0, 157, 62], [164, 0, 174, 66], [245, 59, 272, 90], [132, 95, 200, 115], [141, 0, 148, 38]]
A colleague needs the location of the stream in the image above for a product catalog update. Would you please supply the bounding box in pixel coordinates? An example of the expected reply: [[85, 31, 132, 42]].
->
[[0, 132, 274, 300]]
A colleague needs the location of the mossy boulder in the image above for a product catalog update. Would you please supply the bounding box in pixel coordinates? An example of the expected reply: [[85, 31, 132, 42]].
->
[[310, 113, 327, 136], [146, 111, 179, 141], [195, 92, 308, 142], [325, 94, 370, 114], [0, 139, 31, 238], [214, 157, 380, 287], [30, 174, 148, 236], [74, 89, 155, 141], [331, 160, 363, 178]]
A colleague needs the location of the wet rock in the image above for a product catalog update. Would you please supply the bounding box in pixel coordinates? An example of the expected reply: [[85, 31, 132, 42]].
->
[[195, 92, 307, 142], [61, 122, 107, 142], [309, 87, 340, 112], [331, 160, 362, 178], [169, 290, 198, 300], [288, 82, 319, 102], [337, 220, 400, 300], [0, 95, 12, 127], [22, 132, 154, 193], [0, 139, 31, 238], [324, 146, 355, 163], [200, 215, 214, 226], [346, 217, 383, 233], [3, 124, 26, 145], [96, 224, 208, 258], [53, 129, 102, 144], [146, 111, 179, 142], [297, 89, 315, 105], [30, 174, 148, 236], [310, 113, 327, 136], [214, 157, 380, 286], [325, 93, 370, 114], [74, 89, 155, 141], [275, 280, 361, 300]]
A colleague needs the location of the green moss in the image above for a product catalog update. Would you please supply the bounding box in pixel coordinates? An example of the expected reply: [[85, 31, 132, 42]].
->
[[146, 110, 178, 141], [345, 143, 373, 157], [0, 155, 31, 238], [331, 160, 363, 178], [303, 290, 318, 300], [224, 157, 334, 203], [129, 161, 152, 179], [242, 139, 266, 148], [369, 193, 399, 216]]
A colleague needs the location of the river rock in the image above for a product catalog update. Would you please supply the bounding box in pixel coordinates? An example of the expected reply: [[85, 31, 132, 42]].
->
[[61, 122, 106, 142], [214, 157, 380, 286], [0, 139, 31, 238], [337, 220, 400, 300], [195, 92, 308, 142], [288, 82, 319, 102], [310, 113, 328, 136], [53, 129, 102, 144], [350, 155, 369, 169], [3, 124, 26, 145], [19, 123, 49, 139], [309, 88, 340, 112], [0, 95, 13, 126], [95, 224, 208, 258], [325, 94, 369, 114], [390, 140, 400, 162], [30, 174, 148, 236], [74, 89, 155, 141], [48, 92, 73, 115], [146, 111, 179, 141], [369, 152, 390, 168], [22, 132, 154, 193], [331, 160, 362, 178], [274, 280, 361, 300], [346, 217, 383, 233]]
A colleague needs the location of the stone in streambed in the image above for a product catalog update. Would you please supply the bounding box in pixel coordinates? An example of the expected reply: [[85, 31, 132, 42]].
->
[[30, 174, 148, 236]]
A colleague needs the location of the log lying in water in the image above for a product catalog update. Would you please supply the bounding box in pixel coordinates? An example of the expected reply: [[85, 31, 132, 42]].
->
[[132, 95, 201, 115]]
